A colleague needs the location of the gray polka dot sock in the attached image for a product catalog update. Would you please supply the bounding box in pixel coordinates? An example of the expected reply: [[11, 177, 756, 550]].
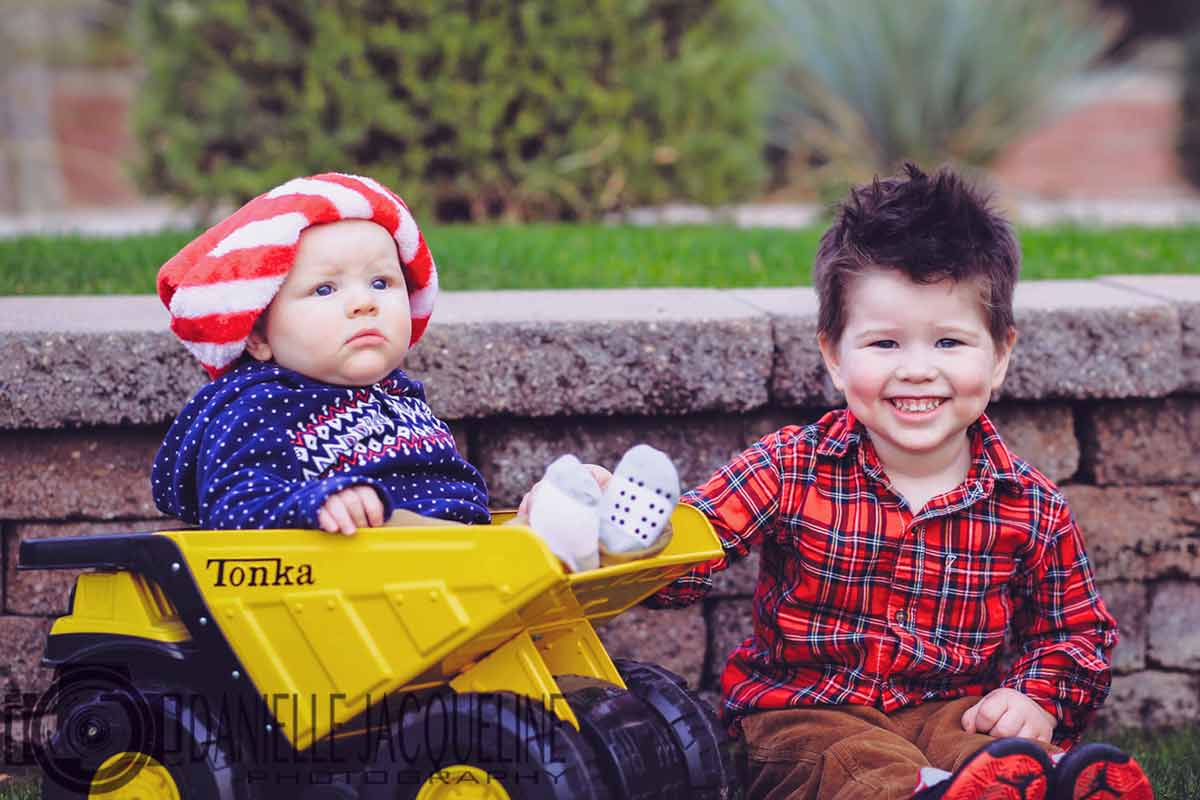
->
[[598, 444, 680, 554]]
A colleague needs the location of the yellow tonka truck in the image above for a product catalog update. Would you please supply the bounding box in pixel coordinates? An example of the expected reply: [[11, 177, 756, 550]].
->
[[18, 506, 741, 800]]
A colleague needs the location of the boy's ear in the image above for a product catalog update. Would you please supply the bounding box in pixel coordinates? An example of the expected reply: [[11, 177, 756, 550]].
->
[[817, 333, 845, 392], [245, 326, 273, 363], [991, 327, 1018, 391]]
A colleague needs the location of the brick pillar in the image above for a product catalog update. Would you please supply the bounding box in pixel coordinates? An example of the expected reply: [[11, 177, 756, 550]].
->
[[0, 7, 65, 214]]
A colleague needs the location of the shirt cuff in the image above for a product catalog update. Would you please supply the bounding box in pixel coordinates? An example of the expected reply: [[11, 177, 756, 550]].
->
[[1000, 650, 1110, 743]]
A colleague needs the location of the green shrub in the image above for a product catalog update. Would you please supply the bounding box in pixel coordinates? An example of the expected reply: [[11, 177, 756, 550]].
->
[[766, 0, 1108, 197], [131, 0, 767, 222], [1180, 28, 1200, 189]]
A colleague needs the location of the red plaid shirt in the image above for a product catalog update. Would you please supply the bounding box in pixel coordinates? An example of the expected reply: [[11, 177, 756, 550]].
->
[[649, 409, 1117, 742]]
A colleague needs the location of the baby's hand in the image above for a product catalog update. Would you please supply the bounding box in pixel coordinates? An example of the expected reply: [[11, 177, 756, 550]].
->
[[960, 688, 1056, 743], [318, 486, 385, 535], [517, 464, 611, 519]]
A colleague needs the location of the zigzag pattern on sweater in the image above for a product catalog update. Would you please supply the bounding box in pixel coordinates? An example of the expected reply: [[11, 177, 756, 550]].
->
[[288, 390, 455, 481]]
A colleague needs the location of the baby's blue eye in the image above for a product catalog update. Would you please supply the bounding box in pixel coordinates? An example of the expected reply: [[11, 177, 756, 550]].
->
[[370, 277, 389, 290], [871, 340, 898, 349], [936, 338, 962, 348], [314, 284, 334, 297]]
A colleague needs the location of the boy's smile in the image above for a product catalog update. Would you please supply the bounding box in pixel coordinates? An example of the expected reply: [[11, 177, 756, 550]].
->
[[246, 219, 413, 386], [889, 397, 945, 413], [819, 267, 1016, 481]]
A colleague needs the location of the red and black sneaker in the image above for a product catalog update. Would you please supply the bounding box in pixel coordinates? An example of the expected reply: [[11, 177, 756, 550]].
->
[[1051, 742, 1154, 800], [914, 738, 1054, 800]]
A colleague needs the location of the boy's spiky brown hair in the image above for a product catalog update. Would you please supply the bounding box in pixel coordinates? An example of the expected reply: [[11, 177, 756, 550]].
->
[[813, 163, 1019, 347]]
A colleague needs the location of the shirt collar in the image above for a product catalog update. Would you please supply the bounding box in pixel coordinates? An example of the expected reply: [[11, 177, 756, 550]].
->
[[815, 408, 1026, 497], [815, 408, 862, 459], [971, 412, 1027, 495]]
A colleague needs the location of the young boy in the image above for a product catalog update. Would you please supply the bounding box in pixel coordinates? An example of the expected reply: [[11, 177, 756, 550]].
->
[[648, 165, 1152, 800], [151, 173, 677, 570]]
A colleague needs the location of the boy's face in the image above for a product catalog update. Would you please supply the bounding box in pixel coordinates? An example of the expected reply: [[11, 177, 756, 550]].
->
[[246, 220, 412, 386], [818, 268, 1016, 471]]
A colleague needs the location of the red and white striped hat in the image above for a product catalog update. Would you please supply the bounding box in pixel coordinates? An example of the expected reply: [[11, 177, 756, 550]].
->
[[158, 173, 438, 379]]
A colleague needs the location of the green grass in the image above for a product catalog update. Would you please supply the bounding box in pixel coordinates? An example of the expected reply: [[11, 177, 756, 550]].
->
[[1, 224, 1197, 296], [2, 725, 1196, 799], [1085, 725, 1200, 800], [0, 777, 36, 800]]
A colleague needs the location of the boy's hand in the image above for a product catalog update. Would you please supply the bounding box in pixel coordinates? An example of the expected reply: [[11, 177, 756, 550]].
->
[[318, 486, 385, 535], [961, 688, 1056, 743], [517, 464, 612, 519]]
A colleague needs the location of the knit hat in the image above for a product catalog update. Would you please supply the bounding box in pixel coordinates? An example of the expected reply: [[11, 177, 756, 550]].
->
[[158, 172, 438, 379]]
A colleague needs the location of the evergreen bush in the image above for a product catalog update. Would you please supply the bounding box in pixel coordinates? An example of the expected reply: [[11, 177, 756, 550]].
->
[[1180, 28, 1200, 190], [131, 0, 767, 221]]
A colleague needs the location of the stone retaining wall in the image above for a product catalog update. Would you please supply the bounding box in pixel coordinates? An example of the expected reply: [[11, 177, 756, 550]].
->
[[1, 275, 1198, 734]]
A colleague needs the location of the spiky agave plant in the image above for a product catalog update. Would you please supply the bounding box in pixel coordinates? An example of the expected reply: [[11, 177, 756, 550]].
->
[[767, 0, 1109, 194]]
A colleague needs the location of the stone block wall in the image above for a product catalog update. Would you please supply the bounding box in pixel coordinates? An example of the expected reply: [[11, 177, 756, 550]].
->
[[1, 275, 1198, 734]]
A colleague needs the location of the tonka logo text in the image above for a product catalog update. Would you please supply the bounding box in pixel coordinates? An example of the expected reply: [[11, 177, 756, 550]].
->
[[206, 558, 315, 588]]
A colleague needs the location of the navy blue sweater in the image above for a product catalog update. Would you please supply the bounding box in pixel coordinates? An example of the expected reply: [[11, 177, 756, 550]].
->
[[152, 360, 489, 529]]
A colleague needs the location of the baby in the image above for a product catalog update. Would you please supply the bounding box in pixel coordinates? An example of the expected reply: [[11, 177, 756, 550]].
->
[[150, 172, 676, 571]]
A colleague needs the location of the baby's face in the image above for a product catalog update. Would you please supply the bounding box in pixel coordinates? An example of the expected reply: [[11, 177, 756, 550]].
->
[[818, 268, 1015, 470], [247, 220, 412, 386]]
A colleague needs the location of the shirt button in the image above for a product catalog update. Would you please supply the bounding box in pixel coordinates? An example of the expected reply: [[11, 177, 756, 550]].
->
[[895, 611, 907, 625], [914, 525, 924, 535]]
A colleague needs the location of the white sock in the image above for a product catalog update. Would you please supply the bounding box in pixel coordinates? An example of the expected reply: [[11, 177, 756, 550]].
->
[[598, 444, 680, 554], [528, 455, 601, 572]]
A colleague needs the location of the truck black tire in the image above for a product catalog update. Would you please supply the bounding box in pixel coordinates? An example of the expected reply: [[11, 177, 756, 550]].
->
[[613, 659, 741, 800], [37, 664, 248, 800], [361, 691, 611, 800], [562, 682, 690, 800]]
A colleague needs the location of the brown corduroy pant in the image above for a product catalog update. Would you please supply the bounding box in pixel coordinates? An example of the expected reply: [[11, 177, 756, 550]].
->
[[739, 696, 1061, 800]]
